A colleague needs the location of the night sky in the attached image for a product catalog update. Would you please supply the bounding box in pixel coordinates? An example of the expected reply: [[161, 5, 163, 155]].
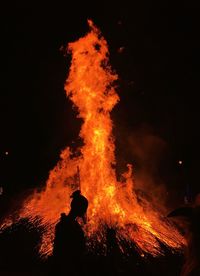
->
[[1, 1, 200, 207]]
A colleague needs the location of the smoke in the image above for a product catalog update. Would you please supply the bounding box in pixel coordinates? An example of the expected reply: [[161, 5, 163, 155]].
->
[[116, 124, 170, 213]]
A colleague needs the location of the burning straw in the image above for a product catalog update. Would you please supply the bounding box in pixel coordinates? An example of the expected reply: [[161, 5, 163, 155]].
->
[[1, 20, 185, 258]]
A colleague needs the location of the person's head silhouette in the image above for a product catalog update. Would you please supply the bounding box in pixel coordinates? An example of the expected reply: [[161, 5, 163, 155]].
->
[[69, 190, 88, 222]]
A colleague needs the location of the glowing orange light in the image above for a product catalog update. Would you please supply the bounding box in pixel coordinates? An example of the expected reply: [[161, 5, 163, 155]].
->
[[0, 20, 185, 258]]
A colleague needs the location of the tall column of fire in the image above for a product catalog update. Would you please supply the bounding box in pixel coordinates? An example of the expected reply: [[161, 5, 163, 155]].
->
[[65, 20, 121, 229], [1, 20, 185, 258]]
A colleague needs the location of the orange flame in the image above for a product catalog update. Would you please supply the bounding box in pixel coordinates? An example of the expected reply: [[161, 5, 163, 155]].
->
[[1, 20, 185, 257]]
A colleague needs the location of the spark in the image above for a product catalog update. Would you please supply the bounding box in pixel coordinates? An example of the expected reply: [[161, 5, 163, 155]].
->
[[118, 47, 125, 53]]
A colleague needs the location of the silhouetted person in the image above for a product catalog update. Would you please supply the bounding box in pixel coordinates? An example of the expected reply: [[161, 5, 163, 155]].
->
[[168, 194, 200, 276], [106, 227, 123, 274], [52, 190, 88, 275]]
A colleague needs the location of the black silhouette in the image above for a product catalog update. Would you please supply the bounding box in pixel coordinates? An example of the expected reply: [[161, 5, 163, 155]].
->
[[52, 190, 88, 275], [106, 227, 123, 274], [168, 194, 200, 276]]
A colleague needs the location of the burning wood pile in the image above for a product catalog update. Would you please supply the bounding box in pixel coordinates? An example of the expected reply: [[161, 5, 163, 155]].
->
[[1, 20, 185, 259]]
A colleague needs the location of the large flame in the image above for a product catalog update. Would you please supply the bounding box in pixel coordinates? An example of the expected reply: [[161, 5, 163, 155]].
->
[[1, 20, 185, 257]]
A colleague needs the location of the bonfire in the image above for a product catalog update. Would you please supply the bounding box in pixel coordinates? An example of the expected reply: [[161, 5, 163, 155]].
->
[[1, 20, 185, 258]]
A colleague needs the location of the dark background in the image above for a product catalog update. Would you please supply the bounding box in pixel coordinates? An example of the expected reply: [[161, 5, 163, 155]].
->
[[1, 1, 200, 206]]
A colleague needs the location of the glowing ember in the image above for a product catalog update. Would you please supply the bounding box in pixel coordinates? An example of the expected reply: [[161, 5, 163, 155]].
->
[[1, 20, 185, 257]]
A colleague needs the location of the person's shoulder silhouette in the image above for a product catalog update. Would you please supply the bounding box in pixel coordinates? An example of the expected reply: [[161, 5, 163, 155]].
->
[[167, 193, 200, 276], [52, 190, 88, 274]]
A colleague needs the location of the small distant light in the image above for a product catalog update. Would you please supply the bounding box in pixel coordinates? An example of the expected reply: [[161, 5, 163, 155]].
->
[[178, 160, 183, 165], [141, 253, 145, 257], [117, 47, 125, 53], [5, 151, 9, 155]]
